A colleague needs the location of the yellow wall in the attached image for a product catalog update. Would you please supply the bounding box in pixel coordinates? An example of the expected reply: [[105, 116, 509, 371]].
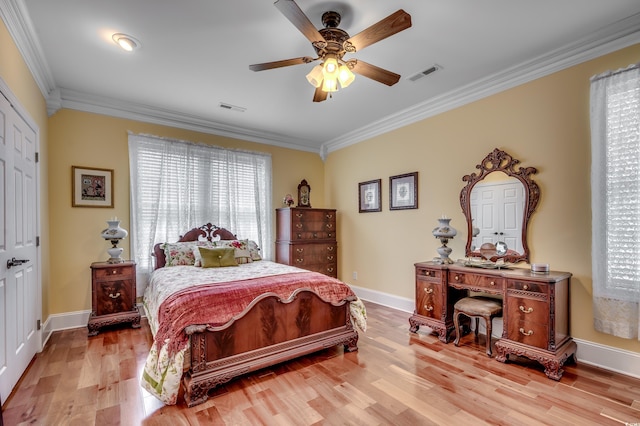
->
[[325, 43, 640, 354], [3, 12, 640, 356], [47, 109, 325, 313], [0, 20, 50, 318]]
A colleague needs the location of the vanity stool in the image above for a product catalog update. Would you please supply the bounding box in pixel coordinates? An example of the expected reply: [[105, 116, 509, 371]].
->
[[453, 296, 502, 357]]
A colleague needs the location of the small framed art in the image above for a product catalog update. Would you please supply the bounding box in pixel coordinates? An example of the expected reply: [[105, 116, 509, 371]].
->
[[389, 172, 418, 210], [72, 166, 114, 207], [359, 179, 382, 213]]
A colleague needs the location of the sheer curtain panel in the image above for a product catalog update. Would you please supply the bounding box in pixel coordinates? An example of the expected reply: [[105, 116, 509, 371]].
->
[[128, 133, 272, 293], [590, 63, 640, 340]]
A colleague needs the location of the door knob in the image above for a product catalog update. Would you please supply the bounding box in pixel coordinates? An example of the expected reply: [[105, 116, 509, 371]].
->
[[7, 257, 30, 269]]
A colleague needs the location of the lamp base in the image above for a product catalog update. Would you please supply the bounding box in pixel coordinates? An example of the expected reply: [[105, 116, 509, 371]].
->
[[107, 247, 124, 264], [434, 242, 454, 264]]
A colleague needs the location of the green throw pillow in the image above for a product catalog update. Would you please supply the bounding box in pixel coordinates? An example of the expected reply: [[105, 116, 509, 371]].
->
[[198, 247, 238, 268]]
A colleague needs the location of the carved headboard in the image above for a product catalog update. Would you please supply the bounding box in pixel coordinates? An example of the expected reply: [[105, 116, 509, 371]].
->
[[153, 223, 237, 269]]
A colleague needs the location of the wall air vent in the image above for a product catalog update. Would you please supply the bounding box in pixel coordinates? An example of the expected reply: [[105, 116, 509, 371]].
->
[[407, 64, 441, 82], [218, 102, 246, 112]]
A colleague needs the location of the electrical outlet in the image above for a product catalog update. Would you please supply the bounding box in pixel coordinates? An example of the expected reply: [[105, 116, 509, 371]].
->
[[352, 271, 357, 280]]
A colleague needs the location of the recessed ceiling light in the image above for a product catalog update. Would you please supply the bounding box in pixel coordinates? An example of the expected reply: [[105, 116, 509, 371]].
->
[[112, 33, 141, 52]]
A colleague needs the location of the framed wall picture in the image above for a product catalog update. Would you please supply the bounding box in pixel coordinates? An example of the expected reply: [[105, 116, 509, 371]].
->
[[389, 172, 418, 210], [72, 166, 114, 207], [359, 179, 382, 213]]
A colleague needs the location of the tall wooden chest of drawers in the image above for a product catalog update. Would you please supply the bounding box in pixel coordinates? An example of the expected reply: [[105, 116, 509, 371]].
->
[[276, 207, 337, 278], [87, 261, 141, 336]]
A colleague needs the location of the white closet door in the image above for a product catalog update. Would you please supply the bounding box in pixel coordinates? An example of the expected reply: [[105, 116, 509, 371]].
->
[[0, 92, 39, 405]]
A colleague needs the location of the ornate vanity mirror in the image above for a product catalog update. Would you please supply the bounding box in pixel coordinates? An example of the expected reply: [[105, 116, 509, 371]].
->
[[459, 148, 540, 263]]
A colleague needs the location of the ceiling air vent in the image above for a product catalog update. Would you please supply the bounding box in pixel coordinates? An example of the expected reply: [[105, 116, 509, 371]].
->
[[218, 102, 246, 112], [407, 64, 441, 82]]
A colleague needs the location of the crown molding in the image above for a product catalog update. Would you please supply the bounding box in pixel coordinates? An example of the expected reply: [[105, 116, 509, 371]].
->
[[323, 13, 640, 154], [55, 88, 320, 154], [3, 1, 640, 157]]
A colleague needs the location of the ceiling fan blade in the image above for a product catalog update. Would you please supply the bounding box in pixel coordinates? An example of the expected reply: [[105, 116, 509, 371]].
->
[[313, 86, 328, 102], [274, 0, 326, 45], [346, 9, 412, 52], [249, 57, 315, 71], [351, 60, 401, 86]]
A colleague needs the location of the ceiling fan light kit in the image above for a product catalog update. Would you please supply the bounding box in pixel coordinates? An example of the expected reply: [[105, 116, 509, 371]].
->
[[249, 0, 411, 102]]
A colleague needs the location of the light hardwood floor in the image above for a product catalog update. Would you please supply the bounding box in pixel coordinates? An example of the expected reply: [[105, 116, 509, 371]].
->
[[2, 301, 640, 425]]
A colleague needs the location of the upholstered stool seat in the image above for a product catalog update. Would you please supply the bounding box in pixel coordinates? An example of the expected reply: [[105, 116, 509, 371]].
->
[[453, 296, 503, 357]]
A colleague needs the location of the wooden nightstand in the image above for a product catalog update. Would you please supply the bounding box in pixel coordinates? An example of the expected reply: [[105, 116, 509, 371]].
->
[[87, 261, 141, 336]]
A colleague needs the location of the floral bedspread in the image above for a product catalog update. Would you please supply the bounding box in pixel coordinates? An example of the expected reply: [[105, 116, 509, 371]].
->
[[141, 261, 366, 405]]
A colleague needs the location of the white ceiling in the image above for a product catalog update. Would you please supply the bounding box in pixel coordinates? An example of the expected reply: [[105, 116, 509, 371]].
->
[[4, 0, 640, 156]]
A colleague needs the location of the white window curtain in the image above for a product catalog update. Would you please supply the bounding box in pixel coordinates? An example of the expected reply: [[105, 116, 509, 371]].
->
[[128, 133, 272, 291], [590, 63, 640, 340]]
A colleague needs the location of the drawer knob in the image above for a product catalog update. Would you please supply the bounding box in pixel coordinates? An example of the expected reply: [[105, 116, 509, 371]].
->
[[454, 275, 460, 281], [519, 305, 533, 314], [490, 281, 496, 286], [424, 305, 434, 311], [424, 288, 434, 294], [296, 248, 304, 253], [326, 214, 333, 219], [523, 284, 529, 290], [108, 292, 121, 299], [111, 270, 118, 274], [327, 255, 334, 261], [326, 223, 333, 229], [296, 259, 304, 263], [519, 328, 534, 336], [296, 233, 302, 239], [296, 223, 303, 229], [327, 267, 334, 273], [296, 213, 303, 218], [313, 233, 318, 238], [327, 246, 334, 251]]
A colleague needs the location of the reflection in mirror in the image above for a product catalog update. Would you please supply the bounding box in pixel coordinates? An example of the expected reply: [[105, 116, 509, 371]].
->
[[470, 173, 524, 253], [460, 148, 540, 264]]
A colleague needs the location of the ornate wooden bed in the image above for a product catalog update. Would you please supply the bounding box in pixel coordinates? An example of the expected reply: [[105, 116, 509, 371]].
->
[[145, 223, 360, 407]]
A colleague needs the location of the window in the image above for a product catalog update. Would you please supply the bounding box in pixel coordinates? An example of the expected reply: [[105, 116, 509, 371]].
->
[[590, 63, 640, 340], [128, 133, 272, 286]]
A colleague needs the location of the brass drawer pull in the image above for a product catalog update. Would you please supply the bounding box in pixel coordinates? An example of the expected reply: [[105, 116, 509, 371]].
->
[[296, 248, 304, 253], [422, 270, 434, 277], [424, 305, 434, 311], [108, 292, 121, 299], [327, 267, 334, 273], [490, 281, 496, 286], [523, 284, 529, 290], [519, 328, 534, 336], [296, 259, 304, 263], [296, 213, 303, 218], [326, 213, 333, 219], [327, 255, 334, 261], [296, 223, 303, 229], [327, 246, 334, 251], [454, 275, 460, 281], [111, 269, 118, 275], [424, 288, 434, 294], [519, 305, 533, 314], [326, 223, 333, 229]]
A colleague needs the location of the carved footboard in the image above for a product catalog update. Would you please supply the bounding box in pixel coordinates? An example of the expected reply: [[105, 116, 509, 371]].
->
[[182, 289, 358, 407]]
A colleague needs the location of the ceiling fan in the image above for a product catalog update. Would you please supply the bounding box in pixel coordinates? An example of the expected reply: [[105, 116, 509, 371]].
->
[[249, 0, 412, 102]]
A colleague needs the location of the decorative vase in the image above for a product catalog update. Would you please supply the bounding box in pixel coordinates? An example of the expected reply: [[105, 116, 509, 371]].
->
[[432, 217, 457, 264], [101, 219, 128, 263]]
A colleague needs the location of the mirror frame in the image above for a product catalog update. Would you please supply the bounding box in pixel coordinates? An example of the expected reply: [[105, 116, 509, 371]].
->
[[459, 148, 540, 263]]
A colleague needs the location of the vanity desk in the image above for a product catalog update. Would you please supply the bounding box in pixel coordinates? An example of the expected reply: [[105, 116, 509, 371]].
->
[[410, 149, 577, 380], [409, 261, 576, 380]]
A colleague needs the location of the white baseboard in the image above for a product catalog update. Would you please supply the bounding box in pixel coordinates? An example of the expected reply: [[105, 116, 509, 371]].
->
[[41, 292, 640, 380], [349, 284, 640, 380]]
